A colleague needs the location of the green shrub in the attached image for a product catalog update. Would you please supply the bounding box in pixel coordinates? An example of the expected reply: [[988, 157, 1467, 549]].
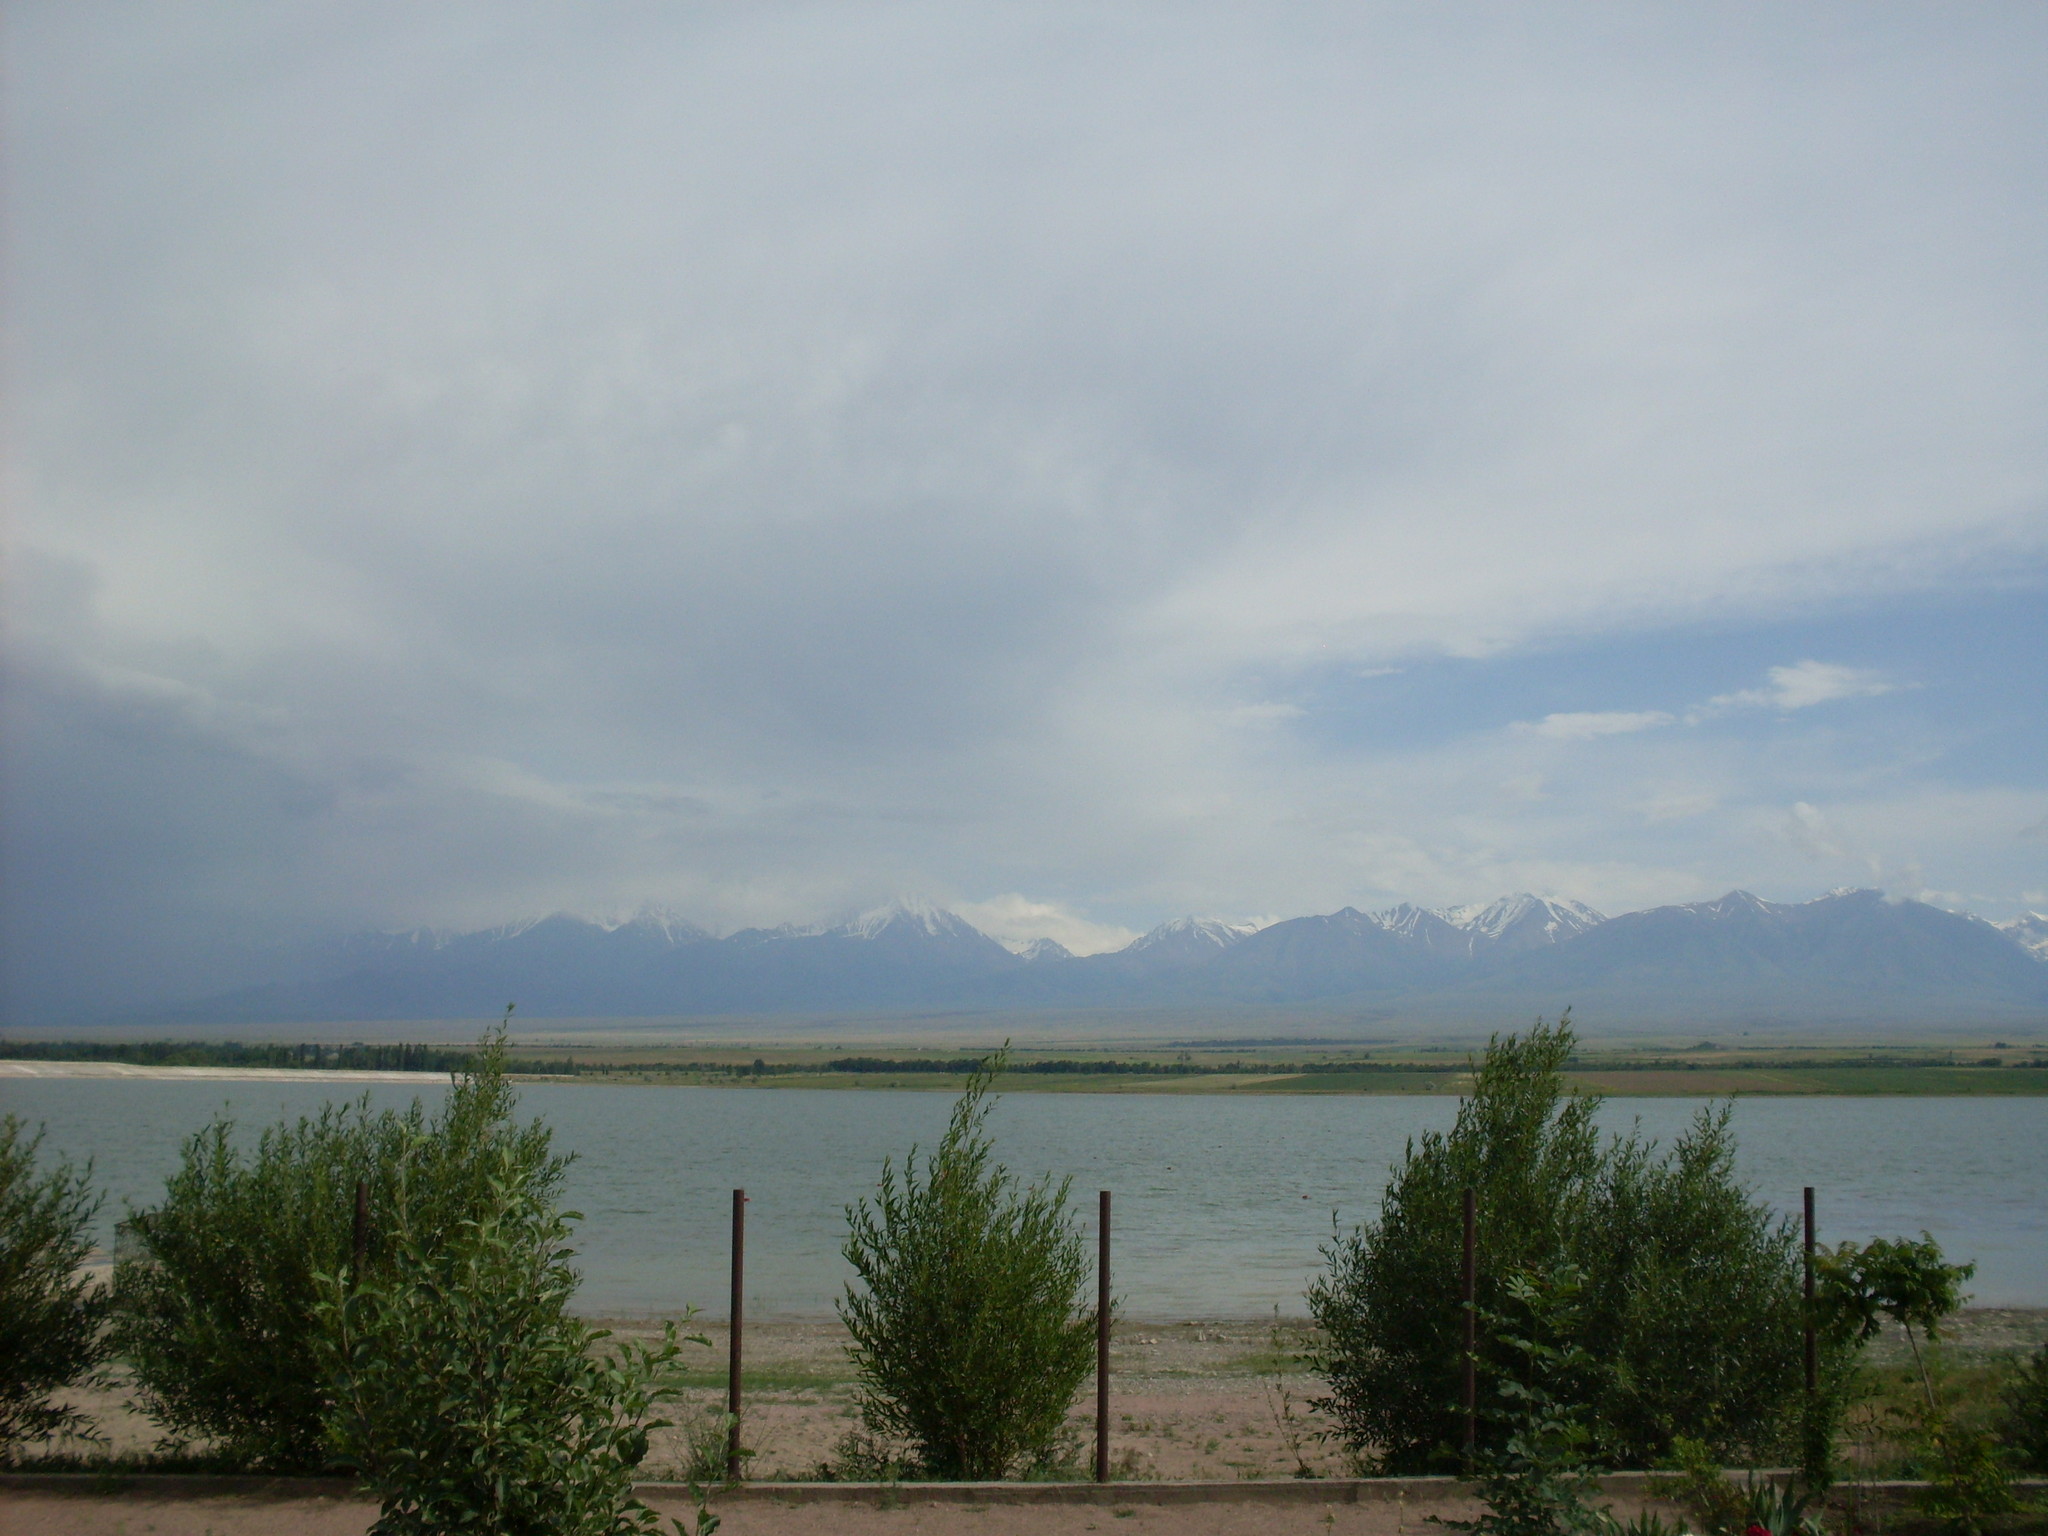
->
[[2003, 1343, 2048, 1472], [1654, 1439, 1824, 1536], [315, 1137, 705, 1536], [1439, 1267, 1609, 1536], [1817, 1236, 2025, 1533], [113, 1099, 402, 1466], [0, 1115, 109, 1452], [1308, 1017, 1812, 1473], [839, 1049, 1098, 1479], [112, 1029, 560, 1469]]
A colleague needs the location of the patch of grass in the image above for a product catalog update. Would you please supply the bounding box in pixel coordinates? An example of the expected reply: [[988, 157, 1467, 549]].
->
[[1258, 1071, 1469, 1093], [1224, 1348, 1316, 1376], [0, 1444, 256, 1475], [1842, 1353, 2021, 1481]]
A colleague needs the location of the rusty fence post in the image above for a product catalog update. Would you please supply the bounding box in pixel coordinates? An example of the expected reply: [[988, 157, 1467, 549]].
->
[[1096, 1189, 1112, 1484], [1462, 1186, 1477, 1468], [728, 1189, 746, 1481], [1803, 1187, 1817, 1398]]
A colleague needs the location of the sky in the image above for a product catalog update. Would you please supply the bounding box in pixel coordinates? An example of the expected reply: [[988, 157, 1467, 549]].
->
[[5, 3, 2046, 1018]]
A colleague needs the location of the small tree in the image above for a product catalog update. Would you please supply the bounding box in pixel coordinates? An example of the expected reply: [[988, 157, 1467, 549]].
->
[[0, 1116, 109, 1452], [315, 1138, 702, 1536], [1814, 1234, 1973, 1416], [113, 1027, 561, 1469], [839, 1049, 1097, 1479], [1817, 1235, 2017, 1532], [1310, 1017, 1810, 1473]]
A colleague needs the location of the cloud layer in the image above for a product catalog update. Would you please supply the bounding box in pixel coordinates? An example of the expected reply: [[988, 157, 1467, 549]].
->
[[4, 4, 2045, 1016]]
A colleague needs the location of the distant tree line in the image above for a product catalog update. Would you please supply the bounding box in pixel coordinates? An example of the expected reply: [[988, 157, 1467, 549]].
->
[[819, 1055, 1453, 1076], [0, 1041, 568, 1075], [0, 1041, 1461, 1079], [6, 1039, 2040, 1080]]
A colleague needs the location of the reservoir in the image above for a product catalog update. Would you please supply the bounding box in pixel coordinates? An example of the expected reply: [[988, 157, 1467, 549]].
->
[[5, 1077, 2041, 1317]]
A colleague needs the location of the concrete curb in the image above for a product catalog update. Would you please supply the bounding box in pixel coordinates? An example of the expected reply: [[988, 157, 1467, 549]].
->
[[0, 1473, 361, 1500], [5, 1470, 2040, 1509], [679, 1472, 1690, 1506]]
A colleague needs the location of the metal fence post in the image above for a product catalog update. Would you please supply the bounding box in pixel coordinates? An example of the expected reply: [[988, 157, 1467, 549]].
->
[[728, 1189, 745, 1481], [1096, 1189, 1111, 1484], [1803, 1187, 1817, 1398]]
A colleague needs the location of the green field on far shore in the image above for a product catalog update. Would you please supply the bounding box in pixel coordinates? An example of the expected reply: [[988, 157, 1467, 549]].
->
[[8, 1036, 2047, 1094]]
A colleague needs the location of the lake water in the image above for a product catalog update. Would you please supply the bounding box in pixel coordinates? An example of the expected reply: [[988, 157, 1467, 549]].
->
[[5, 1077, 2042, 1316]]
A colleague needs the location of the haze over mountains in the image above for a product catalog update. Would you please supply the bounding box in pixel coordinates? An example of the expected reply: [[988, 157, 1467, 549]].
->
[[121, 890, 2048, 1034]]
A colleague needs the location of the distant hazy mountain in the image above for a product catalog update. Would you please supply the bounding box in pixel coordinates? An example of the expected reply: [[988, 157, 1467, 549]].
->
[[118, 889, 2048, 1030], [1419, 889, 2048, 1026]]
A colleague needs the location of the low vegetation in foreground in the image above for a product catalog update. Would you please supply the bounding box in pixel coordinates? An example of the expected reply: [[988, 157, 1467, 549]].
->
[[3, 1019, 2047, 1536]]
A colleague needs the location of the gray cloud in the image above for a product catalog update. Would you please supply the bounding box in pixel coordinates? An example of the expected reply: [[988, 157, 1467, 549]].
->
[[6, 3, 2047, 1016]]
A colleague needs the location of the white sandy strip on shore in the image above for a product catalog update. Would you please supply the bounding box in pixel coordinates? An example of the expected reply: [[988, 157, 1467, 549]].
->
[[0, 1061, 452, 1083]]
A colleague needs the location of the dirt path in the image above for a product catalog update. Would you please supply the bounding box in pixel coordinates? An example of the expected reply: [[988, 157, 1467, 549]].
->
[[0, 1487, 1485, 1536], [59, 1316, 1358, 1482]]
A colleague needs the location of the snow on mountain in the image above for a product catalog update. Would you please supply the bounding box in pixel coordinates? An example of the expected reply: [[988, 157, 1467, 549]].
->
[[1370, 903, 1477, 959], [1123, 916, 1261, 959], [130, 888, 2048, 1028], [1015, 937, 1076, 962], [1470, 887, 2048, 1022], [1997, 912, 2048, 962], [1374, 895, 1606, 958], [1444, 894, 1607, 950], [833, 899, 999, 946], [581, 905, 713, 942]]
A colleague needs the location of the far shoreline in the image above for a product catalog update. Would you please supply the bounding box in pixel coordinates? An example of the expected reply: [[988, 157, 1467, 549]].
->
[[6, 1055, 2047, 1095]]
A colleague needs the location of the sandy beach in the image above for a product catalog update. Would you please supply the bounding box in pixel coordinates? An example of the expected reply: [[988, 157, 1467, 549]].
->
[[58, 1317, 1354, 1483], [54, 1309, 2048, 1483], [0, 1060, 451, 1083]]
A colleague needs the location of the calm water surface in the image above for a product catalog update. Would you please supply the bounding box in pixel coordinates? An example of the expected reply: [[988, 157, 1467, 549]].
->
[[5, 1078, 2041, 1316]]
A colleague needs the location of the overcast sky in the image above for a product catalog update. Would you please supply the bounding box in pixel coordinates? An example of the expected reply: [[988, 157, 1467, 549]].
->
[[6, 3, 2046, 1017]]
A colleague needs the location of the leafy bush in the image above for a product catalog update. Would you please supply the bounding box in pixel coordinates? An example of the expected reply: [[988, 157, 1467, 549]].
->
[[113, 1099, 402, 1466], [1654, 1438, 1824, 1536], [1309, 1017, 1811, 1473], [1437, 1267, 1609, 1536], [0, 1115, 109, 1452], [2002, 1343, 2048, 1473], [839, 1049, 1098, 1479], [1818, 1237, 2026, 1534], [112, 1029, 560, 1468], [316, 1138, 705, 1536]]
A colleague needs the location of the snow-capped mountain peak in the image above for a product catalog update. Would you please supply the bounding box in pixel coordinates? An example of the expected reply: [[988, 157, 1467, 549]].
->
[[1445, 894, 1606, 942], [1997, 912, 2048, 963], [1125, 916, 1260, 957], [1015, 936, 1075, 962], [1373, 903, 1463, 938], [580, 904, 712, 943], [835, 899, 991, 945]]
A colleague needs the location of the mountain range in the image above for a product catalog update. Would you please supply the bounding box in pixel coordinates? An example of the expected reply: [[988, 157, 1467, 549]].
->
[[134, 889, 2048, 1033]]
